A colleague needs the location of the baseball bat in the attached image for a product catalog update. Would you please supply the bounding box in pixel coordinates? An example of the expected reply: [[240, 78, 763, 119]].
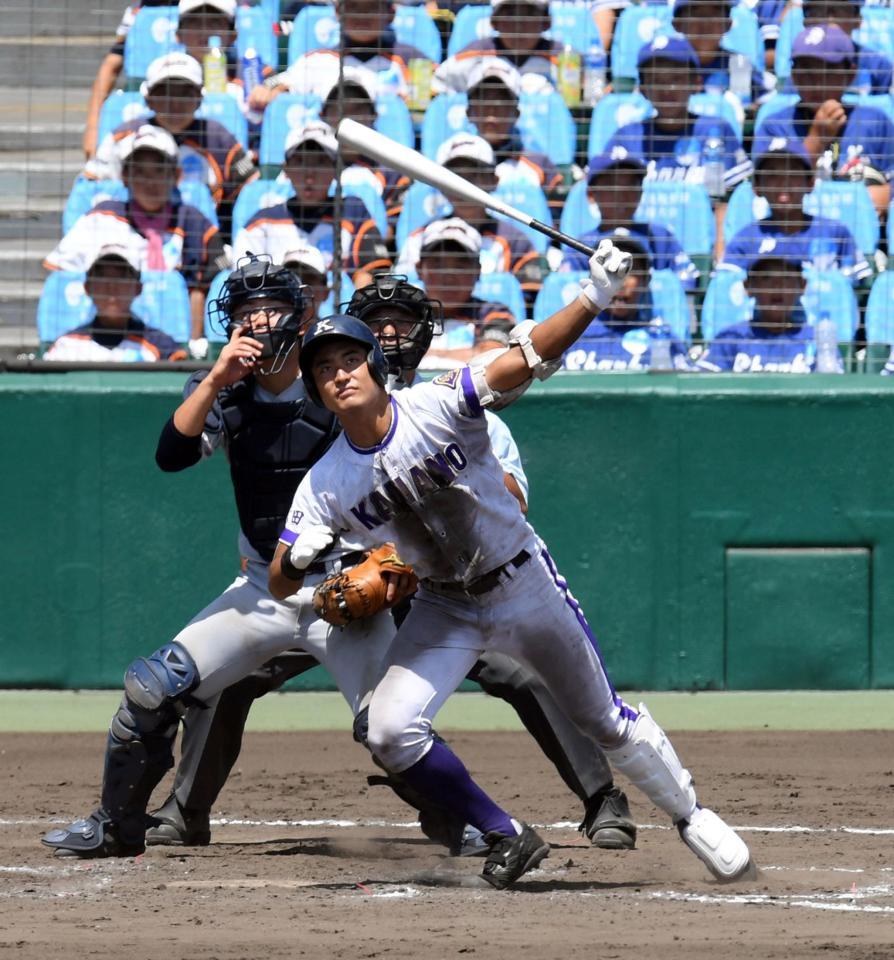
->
[[336, 119, 595, 257]]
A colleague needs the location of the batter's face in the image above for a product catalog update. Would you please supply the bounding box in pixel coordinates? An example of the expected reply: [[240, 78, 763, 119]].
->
[[311, 339, 379, 413], [123, 148, 179, 212], [146, 80, 202, 133], [284, 144, 335, 205]]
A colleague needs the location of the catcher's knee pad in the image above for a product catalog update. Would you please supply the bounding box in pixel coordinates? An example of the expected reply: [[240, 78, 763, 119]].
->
[[602, 704, 696, 823], [124, 641, 199, 712]]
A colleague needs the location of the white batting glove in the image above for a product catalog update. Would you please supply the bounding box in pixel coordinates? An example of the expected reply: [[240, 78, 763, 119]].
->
[[288, 525, 335, 572], [578, 239, 633, 312], [188, 337, 209, 360]]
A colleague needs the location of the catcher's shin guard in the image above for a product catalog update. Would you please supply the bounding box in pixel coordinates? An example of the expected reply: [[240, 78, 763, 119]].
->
[[97, 643, 200, 846], [602, 704, 697, 823]]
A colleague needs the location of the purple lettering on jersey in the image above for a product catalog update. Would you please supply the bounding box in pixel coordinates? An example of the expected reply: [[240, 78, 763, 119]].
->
[[368, 490, 394, 522], [382, 477, 414, 511], [422, 453, 455, 488], [408, 464, 439, 497], [350, 499, 384, 530], [444, 443, 468, 472]]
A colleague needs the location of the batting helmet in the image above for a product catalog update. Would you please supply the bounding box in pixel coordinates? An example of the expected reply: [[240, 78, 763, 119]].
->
[[299, 314, 390, 407], [209, 253, 312, 373], [346, 274, 443, 374]]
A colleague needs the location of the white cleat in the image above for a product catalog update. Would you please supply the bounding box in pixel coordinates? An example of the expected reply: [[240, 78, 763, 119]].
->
[[678, 807, 756, 882]]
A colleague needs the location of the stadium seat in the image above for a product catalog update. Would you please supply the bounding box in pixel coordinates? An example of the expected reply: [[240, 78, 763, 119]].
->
[[558, 179, 599, 239], [472, 272, 527, 323], [37, 269, 191, 345], [260, 0, 280, 21], [753, 91, 800, 132], [124, 6, 181, 80], [420, 92, 475, 159], [588, 91, 741, 159], [288, 3, 441, 63], [865, 271, 894, 345], [235, 5, 278, 71], [701, 266, 858, 341], [533, 268, 689, 341], [62, 178, 128, 233], [492, 179, 552, 253], [196, 92, 250, 146], [548, 1, 603, 55], [609, 4, 673, 82], [204, 268, 354, 341], [723, 180, 769, 243], [177, 181, 219, 226], [98, 91, 249, 146], [446, 4, 494, 58], [394, 181, 452, 252], [803, 180, 880, 257]]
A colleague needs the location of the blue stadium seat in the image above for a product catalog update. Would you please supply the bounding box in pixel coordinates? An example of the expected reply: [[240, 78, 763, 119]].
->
[[803, 180, 880, 256], [320, 273, 356, 317], [492, 179, 552, 253], [235, 5, 278, 71], [420, 92, 475, 160], [688, 92, 743, 143], [722, 2, 764, 71], [558, 179, 599, 239], [610, 4, 673, 82], [197, 93, 250, 145], [175, 181, 219, 226], [533, 269, 688, 340], [332, 178, 389, 236], [260, 0, 281, 21], [472, 272, 527, 323], [394, 181, 451, 251], [548, 1, 603, 55], [97, 92, 152, 144], [854, 5, 894, 60], [258, 93, 322, 167], [124, 6, 181, 80], [38, 269, 191, 344], [637, 181, 715, 257], [723, 180, 769, 243], [753, 91, 799, 132], [289, 3, 441, 63], [62, 178, 128, 233], [373, 93, 415, 149], [865, 271, 894, 345], [701, 266, 858, 340], [446, 4, 494, 58]]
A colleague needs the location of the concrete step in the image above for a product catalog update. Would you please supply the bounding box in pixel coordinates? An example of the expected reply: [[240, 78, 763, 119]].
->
[[0, 122, 84, 153], [0, 209, 65, 242], [0, 39, 110, 87], [0, 87, 90, 152], [7, 1, 122, 38], [0, 168, 80, 201], [0, 243, 53, 284]]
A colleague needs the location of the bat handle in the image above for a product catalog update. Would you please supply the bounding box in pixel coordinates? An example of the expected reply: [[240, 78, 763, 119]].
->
[[527, 219, 595, 257]]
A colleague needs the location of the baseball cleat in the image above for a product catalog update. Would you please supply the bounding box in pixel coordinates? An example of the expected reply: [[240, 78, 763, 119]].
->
[[481, 821, 550, 890], [580, 786, 637, 850], [42, 809, 144, 859], [146, 793, 211, 847], [678, 806, 756, 882]]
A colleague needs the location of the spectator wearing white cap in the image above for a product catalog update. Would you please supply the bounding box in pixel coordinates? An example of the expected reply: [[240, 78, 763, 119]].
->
[[176, 0, 238, 76], [281, 245, 331, 322], [87, 52, 258, 239], [396, 133, 545, 302], [249, 0, 434, 114], [44, 245, 188, 362], [46, 125, 227, 358], [232, 121, 392, 279], [435, 0, 562, 90], [413, 217, 518, 368]]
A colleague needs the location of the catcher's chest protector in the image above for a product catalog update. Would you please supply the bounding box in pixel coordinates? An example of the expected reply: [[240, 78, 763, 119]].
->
[[221, 381, 340, 562]]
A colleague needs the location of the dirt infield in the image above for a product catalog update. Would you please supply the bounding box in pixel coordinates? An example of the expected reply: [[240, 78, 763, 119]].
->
[[1, 729, 892, 959]]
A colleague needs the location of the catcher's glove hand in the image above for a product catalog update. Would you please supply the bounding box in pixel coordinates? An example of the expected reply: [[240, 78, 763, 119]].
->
[[312, 543, 418, 626]]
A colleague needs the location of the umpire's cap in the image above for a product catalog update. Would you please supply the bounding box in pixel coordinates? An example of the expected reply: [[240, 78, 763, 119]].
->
[[299, 314, 389, 407]]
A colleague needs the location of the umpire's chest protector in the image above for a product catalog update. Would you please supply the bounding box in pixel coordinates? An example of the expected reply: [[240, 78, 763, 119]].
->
[[220, 379, 339, 562]]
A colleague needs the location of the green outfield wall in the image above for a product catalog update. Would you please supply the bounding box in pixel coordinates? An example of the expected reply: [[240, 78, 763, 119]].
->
[[2, 371, 893, 691]]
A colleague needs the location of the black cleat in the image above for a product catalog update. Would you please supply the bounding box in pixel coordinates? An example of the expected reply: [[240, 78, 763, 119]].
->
[[481, 821, 550, 890], [579, 786, 637, 850], [145, 794, 211, 847], [42, 809, 145, 859]]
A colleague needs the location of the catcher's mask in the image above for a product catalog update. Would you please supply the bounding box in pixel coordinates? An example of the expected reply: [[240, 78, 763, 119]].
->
[[299, 314, 390, 407], [346, 274, 443, 374], [209, 253, 313, 375]]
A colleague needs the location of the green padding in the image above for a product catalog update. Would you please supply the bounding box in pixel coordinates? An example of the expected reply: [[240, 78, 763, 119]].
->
[[725, 548, 870, 689], [3, 371, 894, 691]]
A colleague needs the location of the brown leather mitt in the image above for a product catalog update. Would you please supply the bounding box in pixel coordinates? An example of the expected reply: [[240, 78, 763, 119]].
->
[[312, 543, 418, 626]]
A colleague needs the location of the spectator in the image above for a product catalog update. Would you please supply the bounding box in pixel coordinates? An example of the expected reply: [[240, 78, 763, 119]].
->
[[752, 24, 894, 215], [436, 0, 561, 89], [562, 238, 689, 372], [252, 0, 433, 110], [803, 0, 893, 96], [176, 0, 237, 77], [697, 257, 817, 372], [45, 125, 226, 357], [414, 218, 517, 368], [754, 0, 791, 73], [561, 147, 699, 291], [87, 52, 258, 238], [396, 134, 545, 301], [44, 245, 187, 362], [720, 138, 870, 281], [593, 0, 631, 59], [82, 0, 171, 158], [232, 121, 391, 278], [281, 244, 331, 321]]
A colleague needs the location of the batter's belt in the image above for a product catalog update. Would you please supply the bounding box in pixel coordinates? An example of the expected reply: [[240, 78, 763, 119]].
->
[[423, 549, 532, 599]]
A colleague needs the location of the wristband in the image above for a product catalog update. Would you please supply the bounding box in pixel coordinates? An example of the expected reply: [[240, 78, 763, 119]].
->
[[279, 549, 305, 581]]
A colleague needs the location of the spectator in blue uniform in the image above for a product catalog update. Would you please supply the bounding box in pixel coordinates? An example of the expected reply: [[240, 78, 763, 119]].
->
[[697, 257, 817, 372], [560, 147, 699, 291], [752, 24, 894, 215], [720, 138, 870, 281]]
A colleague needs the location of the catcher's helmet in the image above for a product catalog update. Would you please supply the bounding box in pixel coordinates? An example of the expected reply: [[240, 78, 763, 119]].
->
[[209, 253, 312, 373], [299, 314, 389, 407], [347, 274, 442, 374]]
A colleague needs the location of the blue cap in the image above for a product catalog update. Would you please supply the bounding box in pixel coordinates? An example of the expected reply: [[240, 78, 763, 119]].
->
[[637, 33, 700, 69], [586, 144, 647, 181], [791, 24, 855, 63], [753, 136, 812, 171]]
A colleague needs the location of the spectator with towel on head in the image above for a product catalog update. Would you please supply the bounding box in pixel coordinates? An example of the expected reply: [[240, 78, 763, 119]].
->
[[45, 125, 226, 359], [281, 245, 331, 323]]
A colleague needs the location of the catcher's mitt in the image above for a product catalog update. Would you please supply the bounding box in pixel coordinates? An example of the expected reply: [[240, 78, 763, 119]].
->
[[313, 543, 418, 626]]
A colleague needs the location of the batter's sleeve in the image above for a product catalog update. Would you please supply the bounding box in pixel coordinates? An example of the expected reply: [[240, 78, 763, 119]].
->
[[484, 411, 529, 502], [278, 471, 340, 548]]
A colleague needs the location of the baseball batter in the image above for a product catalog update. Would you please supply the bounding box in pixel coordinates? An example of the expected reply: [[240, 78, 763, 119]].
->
[[271, 240, 755, 889]]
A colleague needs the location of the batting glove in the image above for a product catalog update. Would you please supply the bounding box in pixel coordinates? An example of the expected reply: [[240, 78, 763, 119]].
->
[[281, 525, 335, 580], [578, 239, 633, 312]]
